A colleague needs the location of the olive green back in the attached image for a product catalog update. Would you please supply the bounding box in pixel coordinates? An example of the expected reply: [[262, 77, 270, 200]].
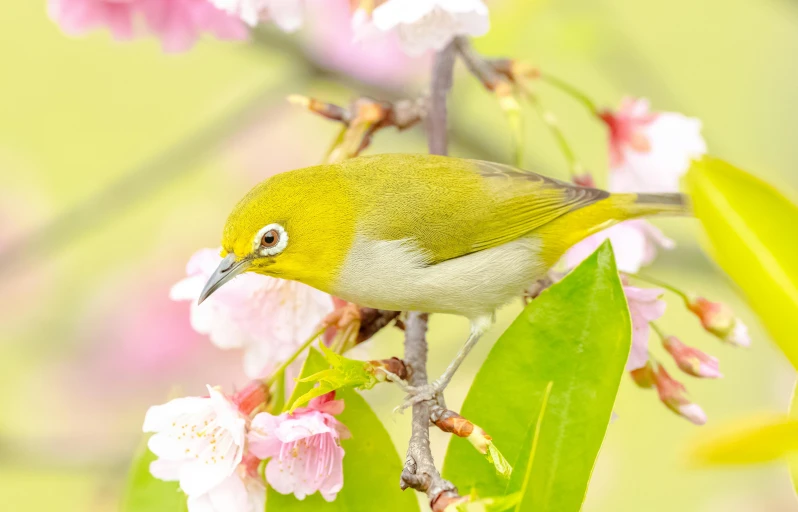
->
[[332, 153, 608, 263]]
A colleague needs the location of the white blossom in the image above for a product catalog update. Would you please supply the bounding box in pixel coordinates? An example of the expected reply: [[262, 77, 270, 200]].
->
[[143, 386, 247, 497], [361, 0, 490, 56], [209, 0, 303, 31]]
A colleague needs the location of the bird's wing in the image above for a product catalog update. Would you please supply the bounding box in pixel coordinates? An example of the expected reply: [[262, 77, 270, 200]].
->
[[466, 159, 609, 254], [348, 154, 609, 264]]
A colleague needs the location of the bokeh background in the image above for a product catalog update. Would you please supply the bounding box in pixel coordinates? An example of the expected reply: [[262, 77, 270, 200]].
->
[[2, 0, 798, 510]]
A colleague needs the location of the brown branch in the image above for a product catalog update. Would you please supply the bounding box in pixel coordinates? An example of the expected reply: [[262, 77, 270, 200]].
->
[[399, 313, 462, 511], [454, 36, 506, 91], [399, 41, 464, 511], [291, 95, 426, 162], [357, 308, 401, 343], [427, 43, 456, 155]]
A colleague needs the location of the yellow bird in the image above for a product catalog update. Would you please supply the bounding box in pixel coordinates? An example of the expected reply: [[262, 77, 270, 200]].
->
[[199, 153, 688, 398]]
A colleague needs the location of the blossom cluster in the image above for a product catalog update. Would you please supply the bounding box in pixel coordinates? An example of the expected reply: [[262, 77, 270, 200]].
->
[[145, 386, 348, 509], [144, 247, 342, 511], [48, 0, 490, 56], [559, 96, 749, 424]]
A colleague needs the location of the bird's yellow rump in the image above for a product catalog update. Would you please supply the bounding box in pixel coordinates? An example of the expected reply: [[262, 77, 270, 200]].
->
[[200, 153, 689, 398]]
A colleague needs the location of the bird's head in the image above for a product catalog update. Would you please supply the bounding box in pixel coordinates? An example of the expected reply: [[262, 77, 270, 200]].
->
[[198, 168, 356, 303]]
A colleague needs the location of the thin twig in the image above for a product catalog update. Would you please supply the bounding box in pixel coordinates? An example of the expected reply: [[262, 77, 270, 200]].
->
[[454, 36, 505, 91], [400, 41, 464, 511]]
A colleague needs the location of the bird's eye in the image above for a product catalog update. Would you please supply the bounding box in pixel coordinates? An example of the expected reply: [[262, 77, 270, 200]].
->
[[261, 229, 279, 248], [253, 223, 288, 257]]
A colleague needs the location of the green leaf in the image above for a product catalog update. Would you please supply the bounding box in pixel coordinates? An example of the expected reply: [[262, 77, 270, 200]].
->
[[267, 348, 419, 512], [282, 346, 329, 413], [456, 492, 522, 512], [442, 241, 631, 512], [288, 344, 380, 412], [685, 157, 798, 369], [121, 437, 187, 512]]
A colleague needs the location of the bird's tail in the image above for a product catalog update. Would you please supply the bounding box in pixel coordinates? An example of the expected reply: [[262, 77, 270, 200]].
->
[[535, 192, 691, 266], [613, 192, 692, 219]]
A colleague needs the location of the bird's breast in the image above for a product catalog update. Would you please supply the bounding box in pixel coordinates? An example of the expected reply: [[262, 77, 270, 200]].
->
[[330, 236, 548, 319]]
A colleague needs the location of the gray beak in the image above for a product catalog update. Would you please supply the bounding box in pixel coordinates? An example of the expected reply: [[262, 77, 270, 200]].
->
[[198, 253, 252, 304]]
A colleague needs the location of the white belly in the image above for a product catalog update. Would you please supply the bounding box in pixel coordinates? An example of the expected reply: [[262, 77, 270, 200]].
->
[[331, 236, 546, 319]]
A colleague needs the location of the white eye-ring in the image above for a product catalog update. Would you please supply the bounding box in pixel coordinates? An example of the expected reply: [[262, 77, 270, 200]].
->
[[253, 223, 288, 256]]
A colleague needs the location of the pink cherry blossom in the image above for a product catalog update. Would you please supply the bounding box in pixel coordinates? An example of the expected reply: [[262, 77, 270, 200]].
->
[[600, 97, 706, 193], [249, 392, 349, 501], [562, 220, 674, 274], [624, 286, 666, 371], [662, 335, 722, 379], [360, 0, 490, 56], [48, 0, 248, 53], [143, 385, 247, 497], [685, 295, 751, 347], [170, 248, 334, 379], [305, 0, 421, 87]]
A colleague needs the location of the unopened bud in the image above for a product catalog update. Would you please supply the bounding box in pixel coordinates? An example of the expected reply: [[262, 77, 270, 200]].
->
[[653, 364, 707, 425], [685, 296, 750, 347], [288, 94, 350, 123], [369, 357, 409, 381], [430, 406, 511, 478], [629, 361, 656, 388], [510, 60, 540, 80], [232, 380, 270, 416], [662, 335, 722, 379], [433, 492, 469, 512]]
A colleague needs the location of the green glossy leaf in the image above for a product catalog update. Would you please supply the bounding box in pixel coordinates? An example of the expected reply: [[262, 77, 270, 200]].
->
[[267, 348, 419, 512], [282, 345, 330, 414], [289, 344, 380, 412], [457, 492, 521, 512], [121, 437, 187, 512], [685, 157, 798, 369], [442, 241, 630, 512]]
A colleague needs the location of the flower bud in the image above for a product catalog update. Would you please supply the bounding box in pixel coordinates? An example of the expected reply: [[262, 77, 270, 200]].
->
[[232, 380, 270, 416], [629, 361, 656, 388], [662, 335, 722, 379], [369, 357, 409, 381], [653, 364, 707, 425], [685, 296, 750, 347]]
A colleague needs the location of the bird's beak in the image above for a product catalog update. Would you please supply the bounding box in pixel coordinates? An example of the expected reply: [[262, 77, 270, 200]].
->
[[198, 253, 252, 304]]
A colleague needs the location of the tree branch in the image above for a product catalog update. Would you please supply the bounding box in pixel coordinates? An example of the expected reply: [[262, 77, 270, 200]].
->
[[399, 41, 464, 511], [427, 43, 456, 155], [399, 313, 462, 511]]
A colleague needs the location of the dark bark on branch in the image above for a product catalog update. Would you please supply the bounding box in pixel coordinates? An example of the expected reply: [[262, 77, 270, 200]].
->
[[357, 308, 401, 344]]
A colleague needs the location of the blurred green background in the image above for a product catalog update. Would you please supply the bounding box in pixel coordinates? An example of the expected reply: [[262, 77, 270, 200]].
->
[[1, 0, 797, 510]]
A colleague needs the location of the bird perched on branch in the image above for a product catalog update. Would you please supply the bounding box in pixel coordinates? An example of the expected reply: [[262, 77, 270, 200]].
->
[[199, 153, 690, 402]]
